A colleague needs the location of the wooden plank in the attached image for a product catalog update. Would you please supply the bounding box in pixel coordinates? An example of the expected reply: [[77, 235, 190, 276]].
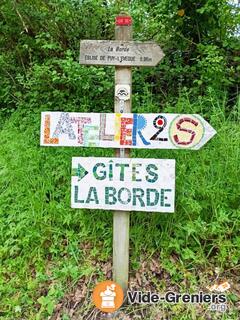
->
[[113, 16, 132, 296], [79, 40, 164, 66], [71, 157, 176, 212], [40, 112, 217, 150]]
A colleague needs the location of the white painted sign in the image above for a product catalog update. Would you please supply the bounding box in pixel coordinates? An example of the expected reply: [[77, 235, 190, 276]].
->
[[71, 157, 175, 212], [79, 40, 164, 66], [41, 112, 216, 150]]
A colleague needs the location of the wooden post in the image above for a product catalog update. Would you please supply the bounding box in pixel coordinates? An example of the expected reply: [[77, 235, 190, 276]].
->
[[113, 14, 132, 295]]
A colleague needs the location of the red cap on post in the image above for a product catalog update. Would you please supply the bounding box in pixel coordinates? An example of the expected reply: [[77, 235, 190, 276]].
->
[[115, 16, 132, 26]]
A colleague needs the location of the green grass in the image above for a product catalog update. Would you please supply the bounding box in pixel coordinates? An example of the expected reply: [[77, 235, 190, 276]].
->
[[0, 95, 239, 319]]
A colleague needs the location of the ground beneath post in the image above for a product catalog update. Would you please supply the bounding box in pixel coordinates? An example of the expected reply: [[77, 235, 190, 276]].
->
[[49, 254, 240, 320]]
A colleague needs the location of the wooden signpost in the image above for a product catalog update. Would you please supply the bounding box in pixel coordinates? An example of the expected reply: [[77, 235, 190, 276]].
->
[[40, 14, 217, 301], [79, 40, 164, 67], [113, 17, 132, 294]]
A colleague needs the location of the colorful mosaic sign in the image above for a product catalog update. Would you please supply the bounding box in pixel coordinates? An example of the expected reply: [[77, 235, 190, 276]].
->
[[71, 157, 175, 212], [41, 112, 216, 150], [79, 40, 164, 67]]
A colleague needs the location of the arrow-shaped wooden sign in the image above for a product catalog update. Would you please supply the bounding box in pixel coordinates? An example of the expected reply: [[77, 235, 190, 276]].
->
[[40, 112, 216, 150], [79, 40, 164, 67]]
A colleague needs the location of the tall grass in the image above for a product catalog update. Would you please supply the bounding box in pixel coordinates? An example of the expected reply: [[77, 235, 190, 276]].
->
[[0, 94, 239, 319]]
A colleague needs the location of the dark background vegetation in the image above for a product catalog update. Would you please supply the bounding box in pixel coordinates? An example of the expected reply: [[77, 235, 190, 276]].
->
[[0, 0, 239, 319]]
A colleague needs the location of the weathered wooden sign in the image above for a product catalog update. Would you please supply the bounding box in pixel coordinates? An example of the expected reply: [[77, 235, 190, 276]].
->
[[71, 157, 175, 212], [79, 40, 164, 66], [41, 112, 216, 150]]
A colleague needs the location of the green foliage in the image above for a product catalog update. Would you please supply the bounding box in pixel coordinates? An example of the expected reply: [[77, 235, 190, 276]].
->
[[0, 0, 239, 319], [0, 94, 239, 319], [130, 0, 239, 101]]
